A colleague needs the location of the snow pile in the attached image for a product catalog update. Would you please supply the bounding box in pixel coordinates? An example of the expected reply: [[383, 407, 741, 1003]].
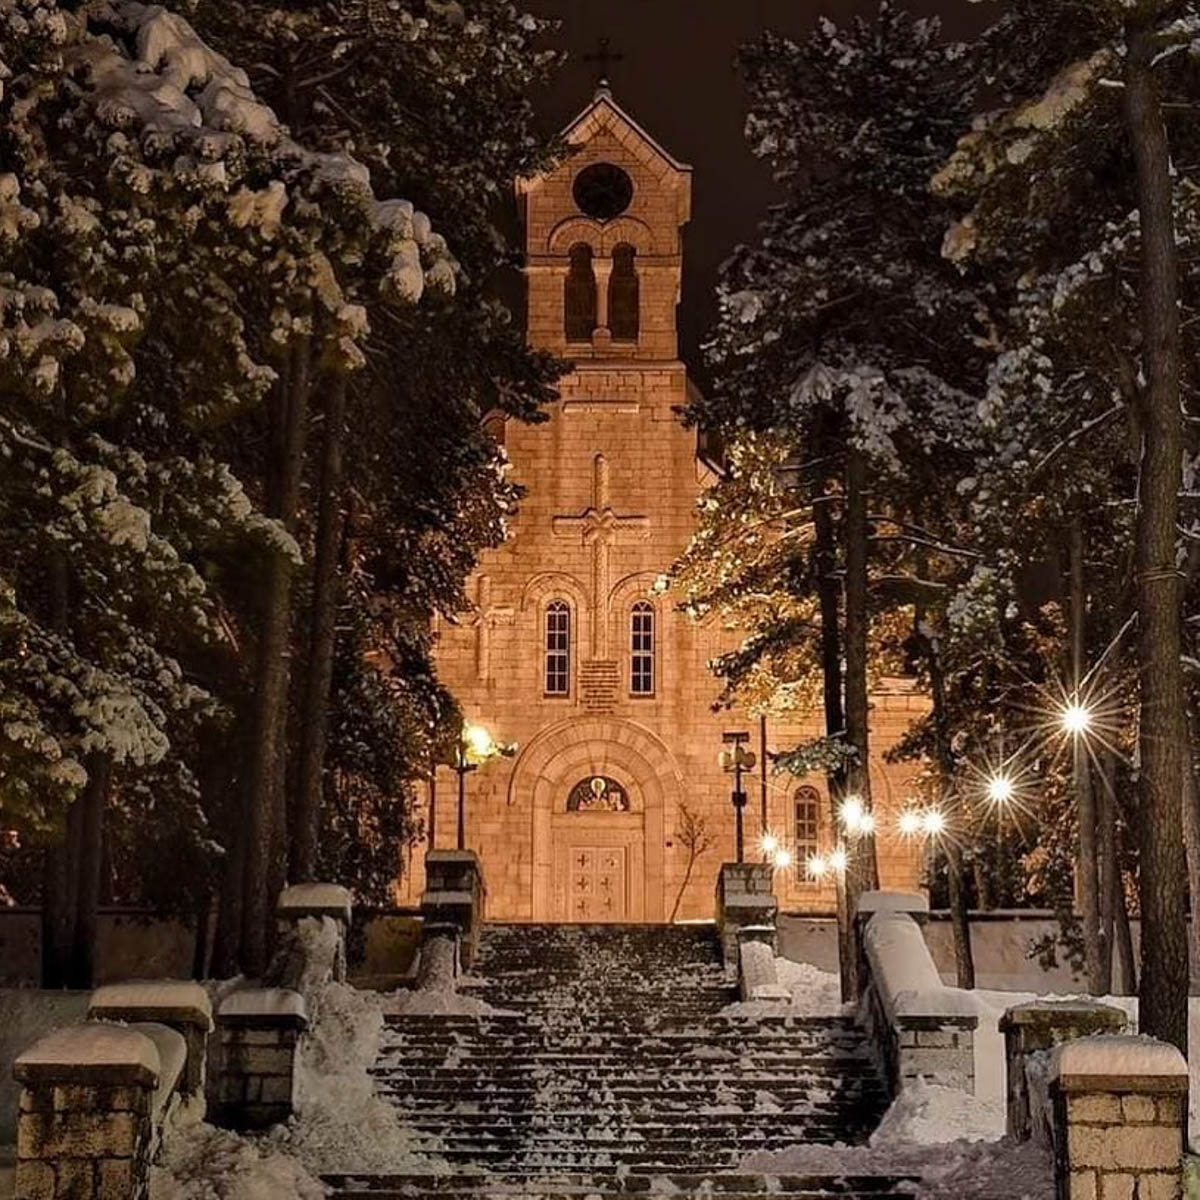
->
[[266, 981, 441, 1175], [722, 957, 846, 1016], [871, 1078, 1005, 1145], [150, 1122, 326, 1200]]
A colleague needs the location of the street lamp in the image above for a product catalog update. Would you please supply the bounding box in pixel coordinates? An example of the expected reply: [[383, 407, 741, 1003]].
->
[[719, 731, 757, 863], [451, 722, 514, 851]]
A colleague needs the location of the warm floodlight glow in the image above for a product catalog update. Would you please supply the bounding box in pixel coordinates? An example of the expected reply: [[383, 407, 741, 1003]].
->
[[828, 847, 849, 874], [774, 848, 793, 871], [839, 795, 866, 831], [986, 774, 1015, 805], [858, 812, 876, 836], [761, 833, 779, 856], [898, 810, 923, 837], [462, 723, 495, 760], [921, 809, 947, 837], [1060, 701, 1093, 737], [807, 854, 828, 879]]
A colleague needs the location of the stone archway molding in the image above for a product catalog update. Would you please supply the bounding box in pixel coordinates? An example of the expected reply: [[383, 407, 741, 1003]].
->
[[509, 716, 684, 922]]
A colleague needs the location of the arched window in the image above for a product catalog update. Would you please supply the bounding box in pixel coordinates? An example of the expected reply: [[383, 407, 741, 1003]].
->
[[564, 243, 597, 342], [630, 601, 654, 696], [794, 786, 822, 883], [545, 601, 571, 696], [608, 243, 640, 341]]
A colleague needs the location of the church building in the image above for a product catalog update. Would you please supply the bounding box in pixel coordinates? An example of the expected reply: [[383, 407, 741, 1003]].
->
[[409, 86, 928, 922]]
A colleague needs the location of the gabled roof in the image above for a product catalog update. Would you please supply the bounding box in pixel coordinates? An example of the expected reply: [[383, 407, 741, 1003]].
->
[[559, 83, 693, 178]]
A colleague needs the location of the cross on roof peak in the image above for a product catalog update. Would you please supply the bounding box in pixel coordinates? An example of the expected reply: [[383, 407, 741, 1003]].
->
[[583, 36, 623, 91]]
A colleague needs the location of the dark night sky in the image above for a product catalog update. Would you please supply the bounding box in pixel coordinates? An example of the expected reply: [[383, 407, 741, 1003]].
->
[[521, 0, 985, 376]]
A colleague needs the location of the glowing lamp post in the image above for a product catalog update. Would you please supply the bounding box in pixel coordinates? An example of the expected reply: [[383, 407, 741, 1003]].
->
[[719, 731, 756, 863], [452, 722, 514, 851]]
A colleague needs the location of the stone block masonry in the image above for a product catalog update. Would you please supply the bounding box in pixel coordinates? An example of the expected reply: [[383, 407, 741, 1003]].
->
[[209, 989, 306, 1132], [88, 980, 213, 1099], [860, 903, 978, 1096], [715, 862, 777, 970], [1001, 999, 1127, 1142], [1049, 1035, 1188, 1200], [13, 1023, 160, 1200], [422, 849, 486, 970]]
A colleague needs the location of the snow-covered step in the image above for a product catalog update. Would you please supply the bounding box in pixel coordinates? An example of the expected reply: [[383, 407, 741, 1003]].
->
[[331, 923, 891, 1197]]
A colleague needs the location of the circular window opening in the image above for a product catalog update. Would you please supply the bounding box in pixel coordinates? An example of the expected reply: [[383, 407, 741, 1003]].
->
[[573, 163, 634, 221]]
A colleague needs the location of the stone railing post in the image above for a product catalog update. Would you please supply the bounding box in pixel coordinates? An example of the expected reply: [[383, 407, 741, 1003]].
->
[[860, 905, 978, 1096], [715, 863, 777, 973], [1050, 1035, 1187, 1200], [1000, 999, 1127, 1143], [210, 989, 307, 1132], [88, 981, 214, 1100], [421, 850, 486, 971], [276, 883, 353, 984], [13, 1024, 160, 1200]]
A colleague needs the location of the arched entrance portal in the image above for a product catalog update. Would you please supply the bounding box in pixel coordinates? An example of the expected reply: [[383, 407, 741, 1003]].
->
[[508, 718, 683, 923]]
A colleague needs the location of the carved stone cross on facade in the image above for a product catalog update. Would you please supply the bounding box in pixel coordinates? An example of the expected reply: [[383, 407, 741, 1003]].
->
[[466, 574, 514, 679], [552, 453, 649, 658]]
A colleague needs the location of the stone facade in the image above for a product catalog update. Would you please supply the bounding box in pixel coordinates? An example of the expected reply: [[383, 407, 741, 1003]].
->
[[415, 85, 927, 923]]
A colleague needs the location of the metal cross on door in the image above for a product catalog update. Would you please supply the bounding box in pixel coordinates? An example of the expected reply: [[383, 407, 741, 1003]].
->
[[568, 846, 628, 922]]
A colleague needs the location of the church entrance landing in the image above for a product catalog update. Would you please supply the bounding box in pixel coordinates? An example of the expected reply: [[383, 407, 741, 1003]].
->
[[509, 718, 683, 923]]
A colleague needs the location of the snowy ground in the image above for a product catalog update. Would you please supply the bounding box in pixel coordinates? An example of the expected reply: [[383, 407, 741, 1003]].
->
[[720, 956, 851, 1017], [150, 981, 445, 1198]]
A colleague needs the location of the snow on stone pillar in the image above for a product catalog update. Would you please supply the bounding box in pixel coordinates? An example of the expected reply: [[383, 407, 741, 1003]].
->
[[276, 883, 353, 984], [738, 935, 788, 1003], [421, 849, 486, 971], [88, 981, 214, 1100], [715, 863, 777, 972], [13, 1023, 160, 1200], [1000, 999, 1127, 1143], [210, 989, 307, 1132], [1050, 1035, 1187, 1200], [860, 908, 978, 1097]]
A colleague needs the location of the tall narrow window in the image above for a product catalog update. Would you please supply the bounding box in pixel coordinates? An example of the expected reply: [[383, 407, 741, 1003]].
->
[[545, 601, 571, 695], [794, 786, 821, 883], [630, 601, 654, 696], [564, 243, 597, 342], [609, 243, 639, 341]]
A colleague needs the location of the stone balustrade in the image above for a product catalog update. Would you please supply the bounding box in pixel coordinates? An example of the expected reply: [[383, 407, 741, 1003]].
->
[[859, 899, 978, 1096], [421, 850, 487, 971], [13, 1022, 174, 1200], [715, 862, 777, 972], [1049, 1035, 1187, 1200], [1000, 998, 1127, 1143], [209, 988, 307, 1132], [276, 883, 353, 984], [87, 980, 213, 1099]]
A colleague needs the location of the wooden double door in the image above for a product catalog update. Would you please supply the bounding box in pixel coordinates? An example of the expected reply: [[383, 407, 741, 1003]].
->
[[551, 813, 645, 923]]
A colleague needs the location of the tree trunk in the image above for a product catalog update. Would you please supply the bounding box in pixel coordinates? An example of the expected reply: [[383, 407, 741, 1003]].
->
[[923, 620, 975, 989], [945, 843, 975, 989], [813, 470, 853, 1001], [40, 842, 72, 989], [1069, 517, 1103, 994], [1098, 749, 1118, 994], [67, 755, 110, 989], [240, 339, 312, 976], [293, 375, 348, 882], [1114, 864, 1138, 996], [1125, 10, 1190, 1053], [843, 445, 879, 902]]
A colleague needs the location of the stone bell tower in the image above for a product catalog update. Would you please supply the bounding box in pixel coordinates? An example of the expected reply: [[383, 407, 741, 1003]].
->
[[518, 81, 691, 364]]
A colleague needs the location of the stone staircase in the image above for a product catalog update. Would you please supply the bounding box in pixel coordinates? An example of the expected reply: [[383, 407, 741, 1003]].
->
[[325, 923, 909, 1199]]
